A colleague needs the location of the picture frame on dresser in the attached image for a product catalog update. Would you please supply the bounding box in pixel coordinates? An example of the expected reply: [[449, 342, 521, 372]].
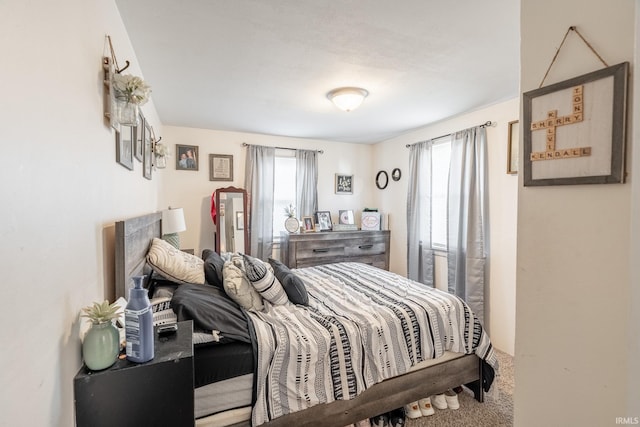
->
[[302, 216, 315, 232], [314, 211, 332, 231]]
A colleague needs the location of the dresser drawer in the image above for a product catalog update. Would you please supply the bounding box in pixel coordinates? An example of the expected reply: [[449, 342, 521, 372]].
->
[[345, 241, 387, 257], [296, 240, 346, 259]]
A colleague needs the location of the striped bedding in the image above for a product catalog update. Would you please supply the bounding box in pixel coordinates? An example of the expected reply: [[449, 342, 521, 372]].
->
[[246, 262, 497, 426]]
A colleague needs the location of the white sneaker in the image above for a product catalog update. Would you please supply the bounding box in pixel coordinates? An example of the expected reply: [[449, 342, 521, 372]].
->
[[403, 402, 422, 419], [444, 390, 460, 410], [418, 397, 435, 416], [432, 394, 447, 410]]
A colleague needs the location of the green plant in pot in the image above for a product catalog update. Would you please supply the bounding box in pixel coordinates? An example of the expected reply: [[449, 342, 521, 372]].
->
[[81, 300, 121, 371]]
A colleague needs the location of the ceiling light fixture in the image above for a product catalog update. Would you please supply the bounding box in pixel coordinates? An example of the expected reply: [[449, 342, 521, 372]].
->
[[327, 87, 369, 112]]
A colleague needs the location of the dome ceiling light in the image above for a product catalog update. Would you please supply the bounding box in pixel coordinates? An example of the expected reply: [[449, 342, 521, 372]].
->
[[327, 87, 369, 112]]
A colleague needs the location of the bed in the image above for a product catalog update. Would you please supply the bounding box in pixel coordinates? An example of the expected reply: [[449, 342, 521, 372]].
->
[[115, 212, 497, 427]]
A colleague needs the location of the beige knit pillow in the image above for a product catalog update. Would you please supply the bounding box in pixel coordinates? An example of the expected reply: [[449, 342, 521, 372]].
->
[[146, 238, 205, 284], [222, 261, 264, 311]]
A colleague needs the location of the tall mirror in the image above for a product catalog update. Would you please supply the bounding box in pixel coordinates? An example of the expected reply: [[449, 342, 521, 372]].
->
[[215, 186, 249, 254]]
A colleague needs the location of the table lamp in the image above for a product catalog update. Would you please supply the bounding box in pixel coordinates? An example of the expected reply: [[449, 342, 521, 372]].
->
[[162, 207, 186, 249]]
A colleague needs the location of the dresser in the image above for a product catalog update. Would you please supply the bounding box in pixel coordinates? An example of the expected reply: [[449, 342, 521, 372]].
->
[[280, 230, 390, 270]]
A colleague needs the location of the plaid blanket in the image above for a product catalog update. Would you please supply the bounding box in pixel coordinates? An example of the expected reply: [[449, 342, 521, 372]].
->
[[246, 262, 497, 426]]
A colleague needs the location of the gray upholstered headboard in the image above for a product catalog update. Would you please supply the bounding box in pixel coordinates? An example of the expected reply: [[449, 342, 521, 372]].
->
[[114, 212, 162, 300]]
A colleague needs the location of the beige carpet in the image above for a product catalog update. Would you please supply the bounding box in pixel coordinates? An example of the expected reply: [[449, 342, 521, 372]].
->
[[405, 350, 513, 427]]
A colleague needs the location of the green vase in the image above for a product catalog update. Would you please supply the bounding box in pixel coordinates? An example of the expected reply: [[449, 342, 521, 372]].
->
[[82, 321, 120, 371]]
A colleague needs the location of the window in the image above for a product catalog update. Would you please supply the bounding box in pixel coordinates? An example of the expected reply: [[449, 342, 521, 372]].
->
[[431, 139, 451, 248], [272, 151, 297, 238]]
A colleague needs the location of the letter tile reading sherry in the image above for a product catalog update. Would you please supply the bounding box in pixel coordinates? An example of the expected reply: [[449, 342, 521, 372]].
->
[[530, 85, 592, 162]]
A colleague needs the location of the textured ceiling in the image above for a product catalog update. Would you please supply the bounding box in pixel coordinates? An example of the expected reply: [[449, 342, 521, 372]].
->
[[115, 0, 520, 144]]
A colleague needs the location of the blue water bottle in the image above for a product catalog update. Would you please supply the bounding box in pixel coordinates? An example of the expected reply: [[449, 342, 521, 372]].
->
[[125, 276, 154, 363]]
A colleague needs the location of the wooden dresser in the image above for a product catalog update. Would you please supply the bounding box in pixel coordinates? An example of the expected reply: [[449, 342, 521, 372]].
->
[[280, 230, 390, 270]]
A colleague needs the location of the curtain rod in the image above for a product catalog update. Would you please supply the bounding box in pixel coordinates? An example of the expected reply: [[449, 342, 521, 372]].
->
[[405, 121, 494, 148], [242, 142, 324, 154]]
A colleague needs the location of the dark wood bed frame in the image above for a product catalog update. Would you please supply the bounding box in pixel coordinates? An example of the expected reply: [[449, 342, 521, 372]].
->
[[114, 212, 484, 427]]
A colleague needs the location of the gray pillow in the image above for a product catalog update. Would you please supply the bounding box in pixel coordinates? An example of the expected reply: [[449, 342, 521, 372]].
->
[[202, 249, 224, 288], [268, 258, 309, 306]]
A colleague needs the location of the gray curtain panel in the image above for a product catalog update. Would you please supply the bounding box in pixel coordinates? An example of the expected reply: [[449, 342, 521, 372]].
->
[[245, 145, 275, 260], [447, 126, 488, 325], [295, 149, 318, 218], [406, 140, 435, 286]]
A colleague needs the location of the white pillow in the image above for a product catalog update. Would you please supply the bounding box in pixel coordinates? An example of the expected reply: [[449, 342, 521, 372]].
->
[[146, 238, 205, 285], [222, 261, 264, 311]]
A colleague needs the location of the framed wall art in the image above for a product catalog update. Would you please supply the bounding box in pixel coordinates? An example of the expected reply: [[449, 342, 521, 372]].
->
[[507, 120, 519, 174], [133, 112, 144, 162], [523, 62, 628, 186], [335, 174, 353, 194], [116, 125, 134, 171], [176, 144, 199, 171], [142, 119, 153, 180], [209, 154, 233, 181]]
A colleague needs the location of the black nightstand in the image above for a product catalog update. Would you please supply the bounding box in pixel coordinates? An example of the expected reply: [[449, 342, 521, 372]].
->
[[74, 321, 194, 427]]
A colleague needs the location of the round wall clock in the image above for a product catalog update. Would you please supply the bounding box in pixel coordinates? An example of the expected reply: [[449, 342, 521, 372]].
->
[[284, 217, 300, 233]]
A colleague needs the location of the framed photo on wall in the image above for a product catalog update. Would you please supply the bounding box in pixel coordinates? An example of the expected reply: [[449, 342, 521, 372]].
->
[[507, 120, 519, 174], [133, 111, 144, 162], [209, 154, 233, 181], [523, 62, 628, 186], [176, 144, 199, 171], [142, 119, 152, 180], [116, 125, 134, 171]]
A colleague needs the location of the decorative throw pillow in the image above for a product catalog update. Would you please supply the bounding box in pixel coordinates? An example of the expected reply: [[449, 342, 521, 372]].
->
[[146, 238, 205, 284], [222, 261, 264, 311], [150, 296, 177, 326], [202, 249, 225, 288], [268, 258, 309, 305], [242, 254, 289, 305]]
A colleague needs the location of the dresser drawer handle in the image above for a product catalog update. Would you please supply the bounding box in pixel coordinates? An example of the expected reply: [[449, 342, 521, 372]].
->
[[313, 248, 330, 253], [358, 244, 374, 250]]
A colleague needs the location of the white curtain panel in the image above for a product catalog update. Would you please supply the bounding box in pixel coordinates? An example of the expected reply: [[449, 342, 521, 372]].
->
[[447, 126, 488, 325], [295, 149, 318, 218], [245, 145, 276, 260], [406, 140, 435, 286]]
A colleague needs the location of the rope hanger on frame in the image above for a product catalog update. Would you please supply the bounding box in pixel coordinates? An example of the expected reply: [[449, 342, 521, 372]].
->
[[538, 26, 609, 88]]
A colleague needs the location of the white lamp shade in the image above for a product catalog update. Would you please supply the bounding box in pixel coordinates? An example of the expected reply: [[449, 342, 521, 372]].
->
[[327, 87, 369, 112], [162, 208, 186, 234]]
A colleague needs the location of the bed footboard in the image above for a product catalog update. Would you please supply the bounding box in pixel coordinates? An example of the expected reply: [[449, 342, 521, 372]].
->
[[262, 354, 482, 427]]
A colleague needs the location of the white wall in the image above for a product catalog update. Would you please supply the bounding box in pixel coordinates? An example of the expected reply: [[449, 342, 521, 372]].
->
[[159, 126, 375, 255], [0, 1, 162, 426], [373, 98, 519, 355], [516, 0, 637, 425], [629, 0, 640, 413]]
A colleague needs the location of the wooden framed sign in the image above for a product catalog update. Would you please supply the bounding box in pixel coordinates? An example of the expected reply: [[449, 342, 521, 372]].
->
[[523, 62, 628, 186]]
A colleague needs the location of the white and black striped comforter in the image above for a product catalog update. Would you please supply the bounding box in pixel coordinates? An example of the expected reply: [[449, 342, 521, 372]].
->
[[246, 262, 497, 426]]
